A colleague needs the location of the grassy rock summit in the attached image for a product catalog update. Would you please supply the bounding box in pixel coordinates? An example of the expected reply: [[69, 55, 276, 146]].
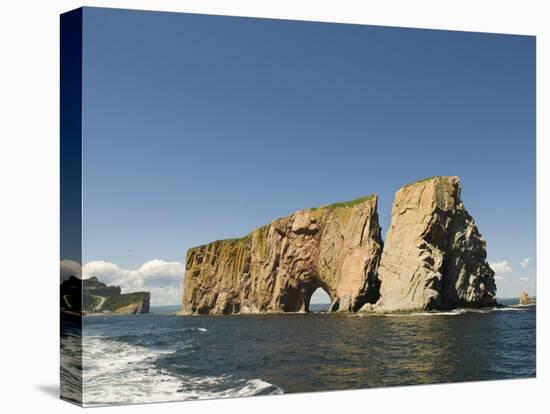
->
[[181, 195, 383, 314], [180, 176, 496, 315], [61, 276, 150, 315]]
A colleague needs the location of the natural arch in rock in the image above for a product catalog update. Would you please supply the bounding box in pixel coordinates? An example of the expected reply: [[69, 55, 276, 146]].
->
[[308, 286, 332, 312], [278, 276, 335, 313], [180, 176, 497, 315], [181, 195, 383, 314]]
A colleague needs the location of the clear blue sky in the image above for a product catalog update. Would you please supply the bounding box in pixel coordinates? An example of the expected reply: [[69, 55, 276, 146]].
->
[[80, 7, 535, 302]]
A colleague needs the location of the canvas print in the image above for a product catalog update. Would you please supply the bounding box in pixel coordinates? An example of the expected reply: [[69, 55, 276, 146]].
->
[[60, 7, 536, 407]]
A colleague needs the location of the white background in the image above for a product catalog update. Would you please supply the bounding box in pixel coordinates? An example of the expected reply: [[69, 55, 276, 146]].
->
[[0, 1, 547, 412]]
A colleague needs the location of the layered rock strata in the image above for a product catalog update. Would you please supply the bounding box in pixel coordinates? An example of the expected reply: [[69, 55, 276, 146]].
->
[[180, 195, 383, 314], [180, 176, 497, 315], [364, 176, 496, 312]]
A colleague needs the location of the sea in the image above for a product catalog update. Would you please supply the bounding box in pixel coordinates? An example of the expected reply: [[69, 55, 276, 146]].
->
[[60, 298, 536, 406]]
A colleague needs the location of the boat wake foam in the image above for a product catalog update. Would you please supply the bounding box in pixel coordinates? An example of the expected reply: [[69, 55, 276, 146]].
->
[[81, 336, 282, 406]]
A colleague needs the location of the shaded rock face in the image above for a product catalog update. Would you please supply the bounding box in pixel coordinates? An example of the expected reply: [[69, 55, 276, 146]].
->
[[372, 176, 496, 312], [114, 294, 151, 315], [181, 195, 383, 314]]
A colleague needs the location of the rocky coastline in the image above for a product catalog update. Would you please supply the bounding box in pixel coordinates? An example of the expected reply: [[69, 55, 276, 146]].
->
[[61, 276, 150, 316]]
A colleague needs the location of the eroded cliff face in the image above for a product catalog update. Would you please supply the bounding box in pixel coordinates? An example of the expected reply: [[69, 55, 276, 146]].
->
[[181, 195, 383, 314], [365, 176, 496, 312], [180, 176, 497, 315], [113, 293, 150, 315]]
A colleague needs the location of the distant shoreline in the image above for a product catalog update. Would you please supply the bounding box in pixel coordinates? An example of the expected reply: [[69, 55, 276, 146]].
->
[[66, 298, 534, 319]]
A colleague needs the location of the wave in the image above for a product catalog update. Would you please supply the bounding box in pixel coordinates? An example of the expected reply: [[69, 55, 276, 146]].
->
[[81, 336, 281, 406], [352, 305, 530, 318], [88, 326, 208, 349], [60, 333, 84, 404], [384, 310, 465, 317], [509, 303, 536, 308], [183, 327, 207, 332], [454, 306, 529, 314], [490, 307, 530, 312]]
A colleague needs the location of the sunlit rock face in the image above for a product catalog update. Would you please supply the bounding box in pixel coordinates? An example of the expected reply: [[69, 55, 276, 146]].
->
[[369, 176, 496, 313], [179, 176, 496, 315], [179, 195, 383, 315]]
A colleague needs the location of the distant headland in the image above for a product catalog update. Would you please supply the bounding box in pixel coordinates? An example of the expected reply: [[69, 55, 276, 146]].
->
[[61, 276, 150, 316]]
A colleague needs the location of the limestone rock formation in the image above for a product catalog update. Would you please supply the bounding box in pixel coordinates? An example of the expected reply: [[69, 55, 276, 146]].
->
[[369, 176, 496, 312], [113, 297, 151, 315], [519, 290, 535, 305], [180, 176, 497, 315], [180, 195, 383, 314]]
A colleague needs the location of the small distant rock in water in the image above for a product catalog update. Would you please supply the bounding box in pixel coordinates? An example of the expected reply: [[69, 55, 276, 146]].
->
[[519, 290, 535, 305]]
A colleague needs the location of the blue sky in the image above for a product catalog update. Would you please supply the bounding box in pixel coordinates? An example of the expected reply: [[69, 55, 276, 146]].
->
[[79, 7, 536, 304]]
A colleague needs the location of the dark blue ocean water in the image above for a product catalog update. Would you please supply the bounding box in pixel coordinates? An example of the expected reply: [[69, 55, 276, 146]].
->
[[64, 299, 535, 406]]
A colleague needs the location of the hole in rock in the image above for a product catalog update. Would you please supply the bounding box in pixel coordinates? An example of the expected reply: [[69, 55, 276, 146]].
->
[[308, 287, 331, 313]]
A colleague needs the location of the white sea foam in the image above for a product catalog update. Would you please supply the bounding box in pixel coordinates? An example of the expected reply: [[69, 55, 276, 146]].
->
[[490, 307, 528, 312], [384, 310, 465, 317], [351, 305, 529, 318], [185, 327, 207, 332], [60, 333, 84, 403], [81, 336, 281, 406]]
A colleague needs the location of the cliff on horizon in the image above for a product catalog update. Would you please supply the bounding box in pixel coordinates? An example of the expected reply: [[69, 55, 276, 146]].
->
[[179, 176, 496, 315], [61, 276, 150, 315]]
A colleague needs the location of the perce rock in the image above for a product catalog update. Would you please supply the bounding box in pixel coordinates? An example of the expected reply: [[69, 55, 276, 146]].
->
[[365, 176, 496, 312], [180, 176, 497, 315], [180, 195, 383, 314]]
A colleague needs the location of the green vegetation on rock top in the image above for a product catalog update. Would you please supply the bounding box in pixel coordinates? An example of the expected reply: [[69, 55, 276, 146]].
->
[[400, 176, 455, 189], [102, 292, 149, 311], [308, 194, 376, 211], [193, 235, 250, 250], [215, 237, 247, 244], [60, 276, 150, 313], [188, 195, 377, 251]]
